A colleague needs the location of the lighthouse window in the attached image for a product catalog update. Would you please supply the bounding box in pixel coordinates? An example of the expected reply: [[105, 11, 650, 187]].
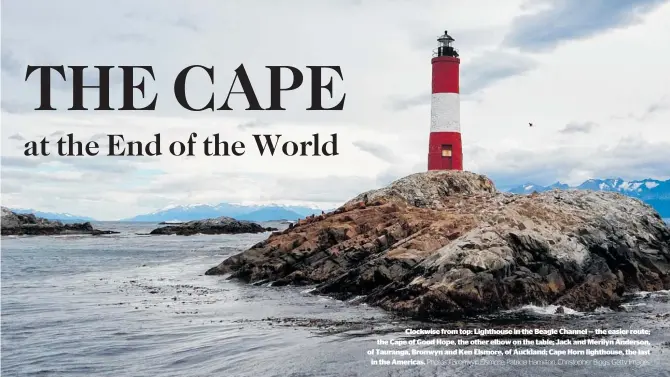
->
[[441, 145, 452, 157]]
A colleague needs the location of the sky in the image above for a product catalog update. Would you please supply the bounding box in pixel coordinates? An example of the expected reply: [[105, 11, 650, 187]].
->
[[2, 0, 670, 220]]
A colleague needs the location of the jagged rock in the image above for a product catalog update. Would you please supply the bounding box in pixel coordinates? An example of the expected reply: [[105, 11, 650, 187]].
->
[[149, 216, 277, 236], [1, 207, 118, 236], [346, 170, 496, 209], [205, 170, 670, 319]]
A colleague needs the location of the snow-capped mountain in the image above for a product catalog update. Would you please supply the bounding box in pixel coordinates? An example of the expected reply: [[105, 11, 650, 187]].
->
[[122, 203, 329, 222], [508, 178, 670, 218], [8, 208, 97, 222], [511, 182, 570, 193]]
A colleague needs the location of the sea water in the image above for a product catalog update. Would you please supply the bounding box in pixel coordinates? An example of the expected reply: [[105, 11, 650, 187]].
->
[[2, 222, 668, 377]]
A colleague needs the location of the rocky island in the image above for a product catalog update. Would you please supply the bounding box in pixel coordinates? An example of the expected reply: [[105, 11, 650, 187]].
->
[[205, 170, 670, 319], [150, 216, 278, 236], [1, 207, 119, 236]]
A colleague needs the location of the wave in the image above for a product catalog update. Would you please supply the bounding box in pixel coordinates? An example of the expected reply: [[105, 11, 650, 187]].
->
[[506, 304, 584, 316]]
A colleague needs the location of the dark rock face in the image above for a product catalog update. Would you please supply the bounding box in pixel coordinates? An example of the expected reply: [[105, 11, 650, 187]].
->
[[1, 207, 118, 236], [205, 170, 670, 320], [149, 216, 277, 236]]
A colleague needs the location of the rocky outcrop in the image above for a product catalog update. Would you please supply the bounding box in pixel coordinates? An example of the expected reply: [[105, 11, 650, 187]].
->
[[1, 207, 118, 236], [150, 216, 277, 236], [205, 170, 670, 320]]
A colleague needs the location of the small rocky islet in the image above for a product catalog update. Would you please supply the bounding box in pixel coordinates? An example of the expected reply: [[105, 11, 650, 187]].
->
[[205, 170, 670, 320], [1, 207, 118, 236], [149, 216, 277, 236]]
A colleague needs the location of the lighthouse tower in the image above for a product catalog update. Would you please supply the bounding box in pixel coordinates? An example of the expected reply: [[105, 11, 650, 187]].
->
[[428, 30, 462, 171]]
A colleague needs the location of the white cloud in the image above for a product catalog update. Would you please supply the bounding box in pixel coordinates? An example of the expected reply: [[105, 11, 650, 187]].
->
[[2, 0, 670, 219]]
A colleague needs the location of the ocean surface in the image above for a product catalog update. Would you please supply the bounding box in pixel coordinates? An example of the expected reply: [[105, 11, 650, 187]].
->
[[2, 222, 669, 377]]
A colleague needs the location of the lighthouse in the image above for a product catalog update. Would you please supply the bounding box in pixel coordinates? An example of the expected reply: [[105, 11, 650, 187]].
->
[[428, 30, 462, 171]]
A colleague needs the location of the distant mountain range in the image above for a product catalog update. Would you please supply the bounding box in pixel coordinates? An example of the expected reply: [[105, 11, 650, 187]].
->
[[507, 178, 670, 218], [121, 203, 328, 222], [7, 177, 669, 223], [7, 208, 97, 222]]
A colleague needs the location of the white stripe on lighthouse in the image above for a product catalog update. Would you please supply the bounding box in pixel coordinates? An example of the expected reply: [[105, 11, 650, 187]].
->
[[430, 92, 460, 133]]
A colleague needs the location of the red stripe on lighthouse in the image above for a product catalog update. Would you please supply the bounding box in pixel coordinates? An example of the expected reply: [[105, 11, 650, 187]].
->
[[428, 132, 462, 170], [432, 56, 460, 94], [428, 54, 462, 171]]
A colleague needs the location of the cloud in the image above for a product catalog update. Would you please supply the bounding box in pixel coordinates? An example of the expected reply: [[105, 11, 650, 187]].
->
[[374, 162, 425, 187], [388, 93, 430, 111], [352, 140, 397, 162], [504, 0, 669, 51], [1, 181, 22, 194], [0, 47, 23, 76], [559, 121, 597, 134], [460, 50, 538, 95], [237, 120, 271, 130], [646, 98, 670, 114], [8, 133, 25, 141], [172, 17, 200, 32], [614, 97, 670, 121], [389, 50, 537, 111], [477, 136, 670, 188], [610, 96, 670, 123], [113, 33, 153, 44], [1, 100, 35, 114], [1, 1, 669, 219], [1, 156, 43, 168]]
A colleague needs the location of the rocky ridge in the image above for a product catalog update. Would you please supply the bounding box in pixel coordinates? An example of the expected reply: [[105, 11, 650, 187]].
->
[[205, 170, 670, 319], [150, 216, 277, 236], [1, 207, 118, 236]]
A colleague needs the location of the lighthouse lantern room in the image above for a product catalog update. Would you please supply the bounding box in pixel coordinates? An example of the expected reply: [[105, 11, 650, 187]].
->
[[428, 30, 463, 171]]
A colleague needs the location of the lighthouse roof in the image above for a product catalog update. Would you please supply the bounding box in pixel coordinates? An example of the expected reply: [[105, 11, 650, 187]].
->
[[438, 30, 455, 42]]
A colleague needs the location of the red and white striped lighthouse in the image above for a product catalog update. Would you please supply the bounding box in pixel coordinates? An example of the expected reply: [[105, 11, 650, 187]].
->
[[428, 30, 462, 171]]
